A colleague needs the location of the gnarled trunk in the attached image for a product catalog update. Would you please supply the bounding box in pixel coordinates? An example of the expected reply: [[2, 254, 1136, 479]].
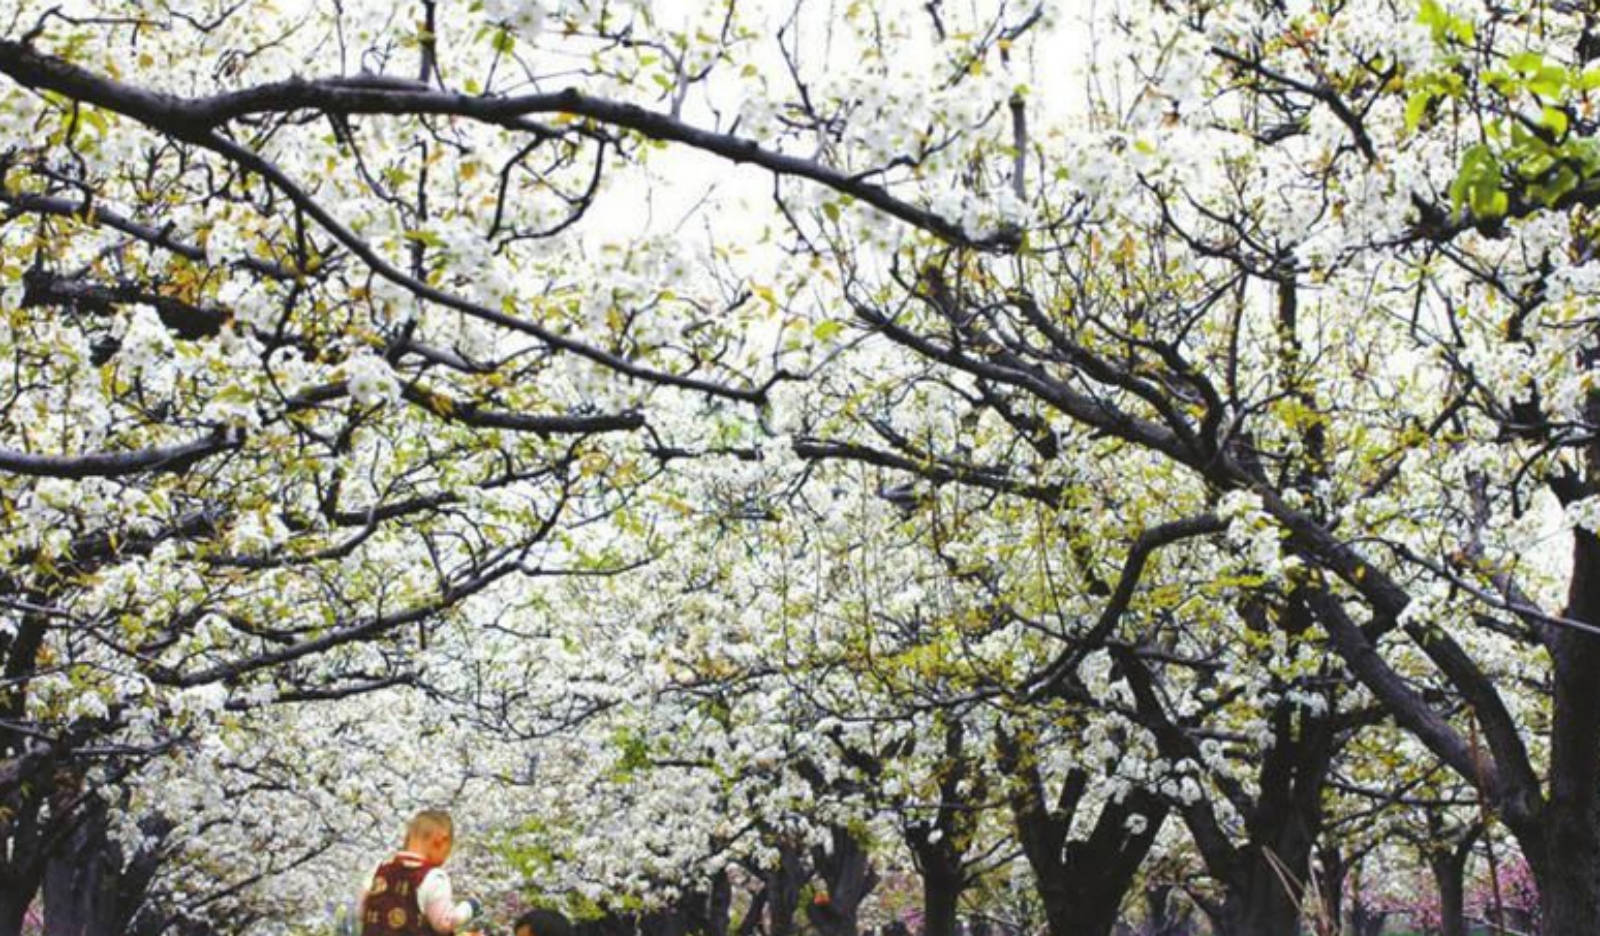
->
[[998, 728, 1167, 936], [41, 797, 168, 936], [1206, 852, 1305, 936]]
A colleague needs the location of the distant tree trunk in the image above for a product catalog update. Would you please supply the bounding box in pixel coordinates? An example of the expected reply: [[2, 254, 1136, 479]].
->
[[1194, 721, 1333, 936], [1421, 820, 1478, 936], [1143, 884, 1194, 936], [1207, 852, 1306, 936], [734, 887, 767, 936], [1314, 845, 1348, 934], [1178, 598, 1339, 936], [0, 892, 30, 936], [914, 856, 961, 936], [906, 719, 983, 936], [1428, 853, 1467, 936], [1348, 906, 1387, 936], [683, 871, 732, 936], [42, 797, 120, 936], [765, 839, 809, 936], [0, 614, 53, 936], [640, 910, 688, 936], [807, 826, 878, 936]]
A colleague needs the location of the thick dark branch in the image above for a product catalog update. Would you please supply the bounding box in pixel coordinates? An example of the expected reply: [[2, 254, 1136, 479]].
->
[[398, 382, 644, 435], [0, 40, 1012, 250], [1211, 45, 1377, 162], [1, 508, 222, 595], [854, 302, 1192, 463], [1027, 513, 1225, 698], [163, 560, 513, 687], [1301, 589, 1539, 835], [22, 267, 227, 339], [1116, 648, 1245, 871], [0, 189, 295, 280], [0, 429, 241, 479], [791, 436, 1061, 504]]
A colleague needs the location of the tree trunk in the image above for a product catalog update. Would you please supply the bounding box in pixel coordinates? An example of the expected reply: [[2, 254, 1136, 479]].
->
[[0, 892, 30, 936], [807, 826, 877, 936], [1349, 907, 1386, 936], [997, 729, 1166, 936], [905, 718, 978, 936], [1313, 846, 1347, 935], [1539, 527, 1600, 933], [1142, 885, 1192, 936], [764, 840, 808, 936], [0, 781, 47, 936], [1207, 855, 1304, 936], [1428, 852, 1467, 936], [41, 798, 167, 936], [917, 861, 961, 936], [734, 888, 766, 936], [42, 799, 120, 936], [1025, 805, 1164, 936], [1200, 711, 1331, 936]]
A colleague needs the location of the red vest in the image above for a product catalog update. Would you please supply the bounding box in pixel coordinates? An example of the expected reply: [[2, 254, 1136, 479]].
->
[[361, 853, 436, 936]]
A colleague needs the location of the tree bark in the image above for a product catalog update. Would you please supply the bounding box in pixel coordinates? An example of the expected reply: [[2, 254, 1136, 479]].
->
[[807, 826, 877, 936], [1206, 857, 1305, 936], [1199, 707, 1334, 936], [42, 799, 119, 936], [997, 729, 1167, 936], [41, 796, 169, 936], [917, 862, 961, 936], [1417, 820, 1478, 936], [1142, 884, 1193, 936], [905, 719, 981, 936], [1032, 795, 1164, 936], [1532, 525, 1600, 933], [1313, 845, 1347, 935], [1428, 852, 1468, 936], [0, 892, 30, 936], [764, 840, 808, 936]]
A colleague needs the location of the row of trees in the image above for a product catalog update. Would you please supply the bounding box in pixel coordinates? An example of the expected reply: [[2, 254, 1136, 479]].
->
[[2, 0, 1598, 933]]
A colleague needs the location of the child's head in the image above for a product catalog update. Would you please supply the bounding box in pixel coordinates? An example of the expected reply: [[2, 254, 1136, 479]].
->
[[404, 809, 454, 865], [515, 908, 574, 936]]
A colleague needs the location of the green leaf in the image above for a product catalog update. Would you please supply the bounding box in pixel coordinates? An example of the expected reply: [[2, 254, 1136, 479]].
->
[[1507, 51, 1543, 74], [1405, 90, 1433, 132], [813, 319, 844, 342], [1468, 179, 1507, 218], [822, 201, 841, 222], [1537, 166, 1579, 206], [1529, 65, 1569, 98], [1520, 151, 1556, 180], [1541, 106, 1569, 137], [1451, 144, 1503, 217]]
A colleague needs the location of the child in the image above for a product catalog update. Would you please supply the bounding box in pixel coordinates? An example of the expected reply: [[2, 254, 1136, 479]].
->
[[358, 810, 482, 935]]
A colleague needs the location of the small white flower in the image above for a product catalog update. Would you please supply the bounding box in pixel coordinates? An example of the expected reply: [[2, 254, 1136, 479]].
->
[[343, 352, 400, 407]]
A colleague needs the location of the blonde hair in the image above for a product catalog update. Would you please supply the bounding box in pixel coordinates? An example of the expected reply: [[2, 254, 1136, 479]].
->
[[405, 809, 453, 844]]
